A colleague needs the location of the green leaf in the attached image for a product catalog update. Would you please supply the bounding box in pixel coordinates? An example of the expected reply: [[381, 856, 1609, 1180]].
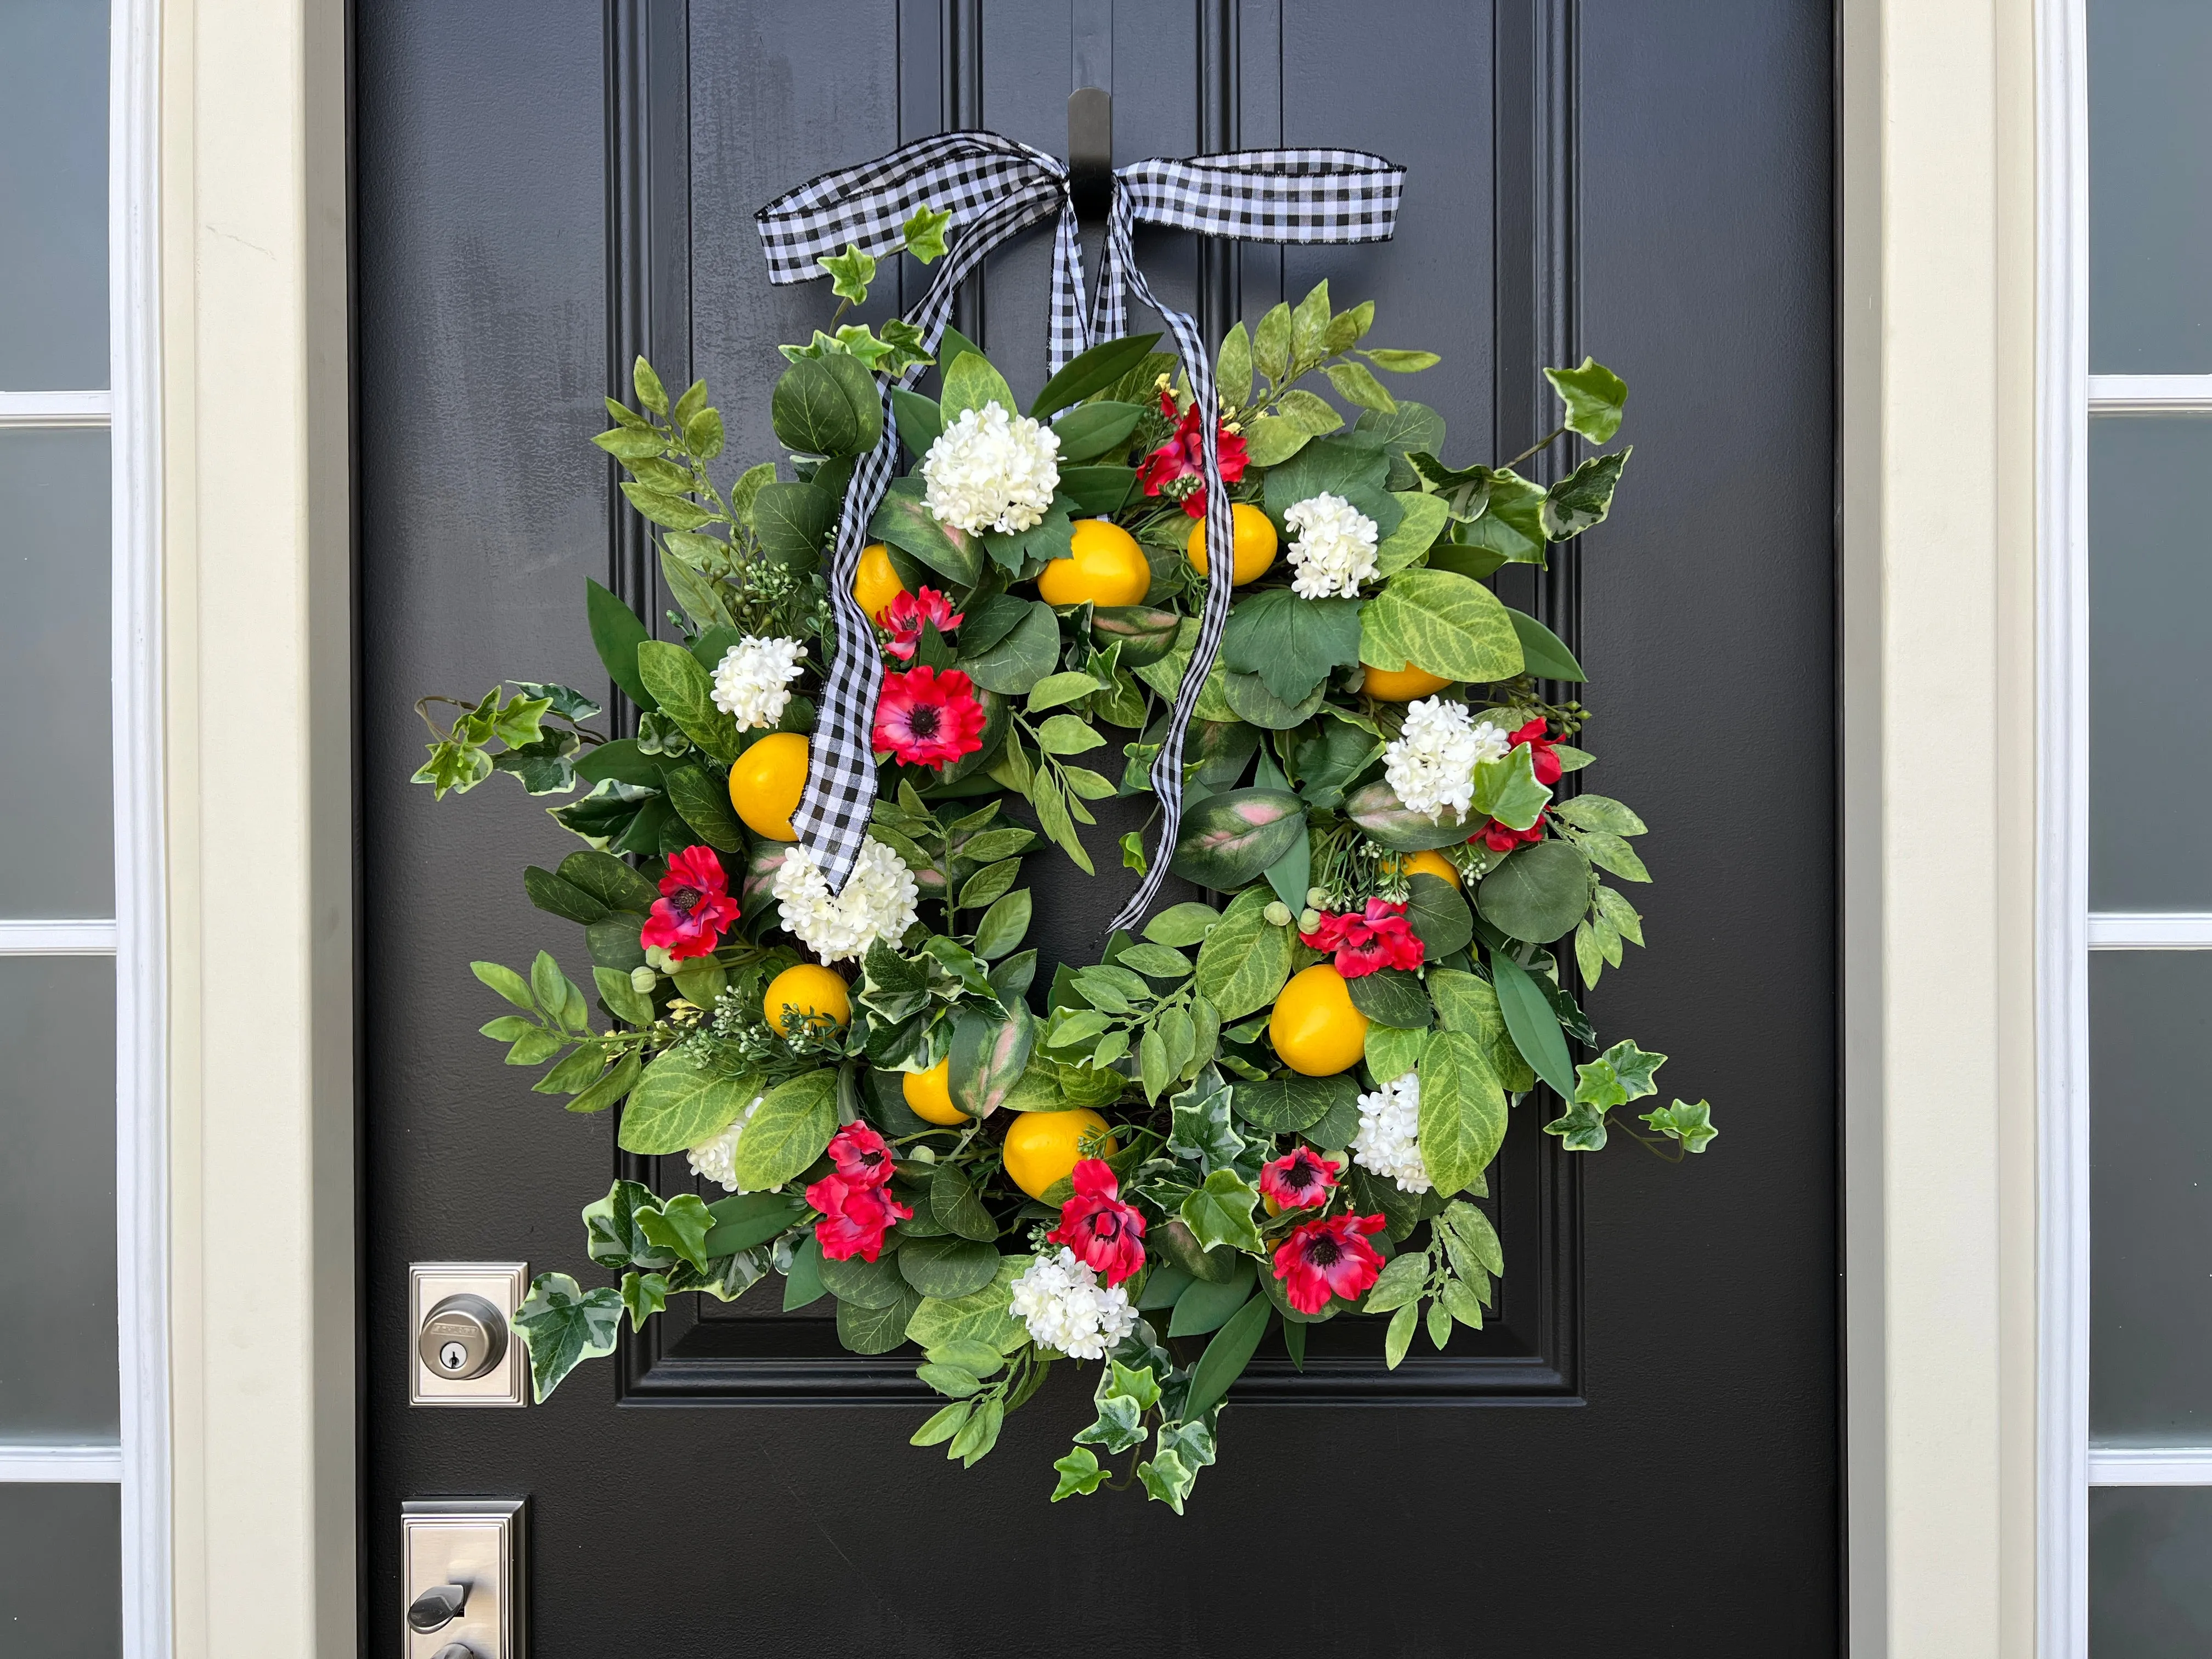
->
[[906, 1258, 1028, 1353], [1167, 1263, 1256, 1338], [512, 1272, 622, 1402], [584, 1178, 673, 1269], [1241, 414, 1314, 466], [916, 1362, 983, 1398], [660, 764, 744, 853], [869, 483, 983, 585], [1365, 348, 1442, 373], [751, 480, 837, 566], [1365, 1023, 1430, 1085], [1028, 669, 1105, 713], [1229, 1071, 1355, 1135], [1488, 951, 1577, 1099], [585, 579, 657, 711], [781, 1234, 827, 1310], [472, 960, 537, 1012], [971, 889, 1032, 961], [636, 641, 740, 766], [958, 857, 1023, 913], [890, 387, 943, 455], [900, 202, 953, 262], [1365, 1251, 1430, 1315], [817, 241, 876, 303], [1326, 359, 1396, 414], [1541, 448, 1632, 541], [950, 1000, 1037, 1118], [616, 1054, 759, 1155], [941, 350, 1017, 422], [1050, 400, 1143, 461], [1051, 1446, 1108, 1500], [1056, 465, 1137, 517], [633, 357, 669, 415], [1342, 779, 1479, 851], [772, 357, 862, 456], [635, 1191, 715, 1272], [1384, 1300, 1420, 1368], [700, 1190, 807, 1257], [912, 1400, 972, 1448], [558, 848, 659, 914], [1220, 669, 1328, 731], [1554, 794, 1646, 836], [1220, 589, 1362, 706], [730, 1069, 839, 1188], [1418, 1031, 1508, 1195], [1170, 788, 1307, 890], [1403, 872, 1473, 957], [619, 1269, 668, 1331], [1543, 357, 1629, 444], [930, 1164, 998, 1242], [1573, 1039, 1667, 1108], [1183, 1292, 1272, 1420], [820, 1250, 909, 1308], [1144, 902, 1221, 947], [1504, 606, 1587, 682], [1359, 568, 1525, 684], [1346, 968, 1430, 1029], [1029, 332, 1164, 419], [1116, 942, 1192, 979], [1641, 1098, 1718, 1154], [1216, 319, 1255, 407], [1476, 839, 1591, 944], [1252, 300, 1293, 379], [1427, 969, 1534, 1093], [1594, 884, 1645, 946], [958, 600, 1059, 695], [897, 1233, 1002, 1299], [1034, 714, 1105, 755], [1180, 1169, 1263, 1253], [1193, 887, 1297, 1021], [1290, 279, 1334, 363], [836, 1289, 921, 1355], [1570, 827, 1652, 883], [1373, 490, 1450, 578]]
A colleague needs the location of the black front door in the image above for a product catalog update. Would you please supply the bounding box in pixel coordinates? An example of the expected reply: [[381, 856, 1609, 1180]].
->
[[358, 3, 1838, 1651]]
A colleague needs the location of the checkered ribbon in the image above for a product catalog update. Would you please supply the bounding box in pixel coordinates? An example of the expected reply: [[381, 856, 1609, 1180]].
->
[[755, 134, 1405, 921]]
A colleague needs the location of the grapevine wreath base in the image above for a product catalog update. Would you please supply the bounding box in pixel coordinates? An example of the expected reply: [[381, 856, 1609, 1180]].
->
[[412, 155, 1716, 1512]]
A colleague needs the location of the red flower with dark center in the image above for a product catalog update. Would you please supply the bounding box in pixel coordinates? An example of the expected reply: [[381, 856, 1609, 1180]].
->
[[638, 845, 741, 961], [1045, 1158, 1147, 1286], [805, 1173, 912, 1262], [823, 1122, 895, 1188], [1136, 386, 1250, 518], [872, 665, 988, 770], [1297, 899, 1425, 978], [1509, 717, 1563, 787], [1471, 808, 1548, 855], [1259, 1146, 1342, 1211], [1272, 1211, 1388, 1314], [878, 586, 966, 661]]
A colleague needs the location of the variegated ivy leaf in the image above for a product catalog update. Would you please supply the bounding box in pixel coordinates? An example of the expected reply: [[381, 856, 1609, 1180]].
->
[[1572, 1039, 1667, 1109], [1542, 1099, 1611, 1153], [817, 241, 877, 304], [1051, 1446, 1108, 1500], [901, 202, 953, 263], [1542, 356, 1630, 444], [513, 1273, 623, 1402], [1641, 1098, 1718, 1154], [1541, 448, 1632, 541]]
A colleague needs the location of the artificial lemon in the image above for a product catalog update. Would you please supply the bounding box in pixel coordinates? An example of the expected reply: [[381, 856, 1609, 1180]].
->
[[727, 731, 808, 841], [1036, 518, 1151, 608], [903, 1058, 966, 1126], [1269, 964, 1370, 1077], [1185, 501, 1280, 586], [853, 542, 909, 624], [1002, 1107, 1115, 1201], [1361, 661, 1452, 701], [763, 963, 850, 1035], [1385, 848, 1462, 890]]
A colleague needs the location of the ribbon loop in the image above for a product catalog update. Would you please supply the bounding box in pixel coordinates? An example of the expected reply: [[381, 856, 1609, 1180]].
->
[[753, 135, 1404, 923]]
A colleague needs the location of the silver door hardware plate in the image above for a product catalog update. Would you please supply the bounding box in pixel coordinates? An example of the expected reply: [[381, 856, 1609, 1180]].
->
[[402, 1497, 526, 1659], [409, 1263, 528, 1407]]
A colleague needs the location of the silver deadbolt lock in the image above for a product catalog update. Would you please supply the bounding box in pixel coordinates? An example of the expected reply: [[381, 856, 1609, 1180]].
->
[[416, 1293, 507, 1381]]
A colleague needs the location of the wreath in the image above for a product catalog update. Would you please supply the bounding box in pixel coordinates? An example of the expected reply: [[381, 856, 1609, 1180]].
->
[[411, 149, 1717, 1513]]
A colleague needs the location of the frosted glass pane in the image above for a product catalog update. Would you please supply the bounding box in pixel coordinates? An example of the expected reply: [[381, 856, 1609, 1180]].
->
[[2092, 1487, 2212, 1656], [0, 1485, 119, 1659], [0, 0, 108, 390], [0, 430, 111, 917], [2090, 0, 2212, 371], [2088, 417, 2212, 910], [0, 958, 116, 1441], [2091, 951, 2212, 1443]]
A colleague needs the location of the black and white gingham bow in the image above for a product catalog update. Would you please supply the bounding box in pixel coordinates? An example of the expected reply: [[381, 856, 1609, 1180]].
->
[[755, 133, 1404, 930]]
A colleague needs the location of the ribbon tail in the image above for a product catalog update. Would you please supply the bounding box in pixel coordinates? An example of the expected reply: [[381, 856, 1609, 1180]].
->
[[1047, 203, 1092, 378]]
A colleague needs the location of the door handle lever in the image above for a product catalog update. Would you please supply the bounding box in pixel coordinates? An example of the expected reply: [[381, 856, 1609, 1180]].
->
[[407, 1581, 469, 1633]]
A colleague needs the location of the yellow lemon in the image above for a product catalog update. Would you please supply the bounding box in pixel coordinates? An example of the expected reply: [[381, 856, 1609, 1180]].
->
[[1269, 964, 1370, 1077], [1185, 501, 1280, 585], [853, 542, 909, 624], [902, 1058, 966, 1126], [1385, 848, 1462, 890], [727, 731, 809, 841], [1002, 1107, 1115, 1201], [763, 963, 850, 1035], [1036, 518, 1152, 608], [1361, 661, 1453, 701]]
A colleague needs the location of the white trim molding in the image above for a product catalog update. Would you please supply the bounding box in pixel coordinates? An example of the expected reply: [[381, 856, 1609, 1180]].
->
[[2086, 912, 2212, 949], [0, 919, 120, 954], [0, 390, 112, 427], [0, 1444, 126, 1483], [2086, 374, 2212, 413], [2088, 1447, 2212, 1486]]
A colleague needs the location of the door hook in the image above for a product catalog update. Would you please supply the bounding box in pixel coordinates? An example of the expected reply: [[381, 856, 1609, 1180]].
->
[[1068, 87, 1112, 224]]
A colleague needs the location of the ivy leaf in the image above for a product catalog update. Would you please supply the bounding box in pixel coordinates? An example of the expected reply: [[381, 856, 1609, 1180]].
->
[[1542, 1098, 1611, 1152], [1180, 1169, 1263, 1253], [1472, 744, 1552, 832], [1074, 1392, 1150, 1455], [512, 1272, 623, 1402], [817, 241, 877, 304], [1541, 448, 1632, 541], [1641, 1098, 1718, 1154], [583, 1178, 676, 1269], [619, 1270, 668, 1331], [1543, 356, 1629, 444], [631, 1192, 714, 1272], [1051, 1446, 1108, 1500], [901, 202, 953, 263], [1573, 1040, 1667, 1109], [1167, 1071, 1245, 1173], [413, 740, 493, 798]]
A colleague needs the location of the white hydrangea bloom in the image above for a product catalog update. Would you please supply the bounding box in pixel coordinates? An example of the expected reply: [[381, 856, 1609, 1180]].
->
[[1008, 1247, 1138, 1361], [1381, 697, 1511, 821], [710, 636, 808, 730], [1283, 492, 1381, 599], [921, 401, 1061, 535], [685, 1093, 765, 1193], [771, 836, 920, 964], [1353, 1070, 1432, 1194]]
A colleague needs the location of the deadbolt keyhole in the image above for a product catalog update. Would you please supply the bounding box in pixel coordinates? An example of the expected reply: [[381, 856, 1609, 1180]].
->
[[415, 1293, 507, 1382]]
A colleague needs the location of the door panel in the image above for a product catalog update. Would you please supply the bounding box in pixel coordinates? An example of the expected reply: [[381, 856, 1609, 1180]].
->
[[360, 3, 1836, 1651]]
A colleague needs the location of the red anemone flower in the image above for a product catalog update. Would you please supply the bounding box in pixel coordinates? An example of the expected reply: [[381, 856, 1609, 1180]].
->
[[1297, 899, 1425, 978], [805, 1173, 912, 1263], [638, 845, 742, 961], [1471, 809, 1548, 856], [872, 664, 988, 770], [879, 586, 966, 661], [1046, 1158, 1147, 1286], [1271, 1211, 1388, 1314], [1259, 1146, 1342, 1211], [823, 1122, 895, 1188], [1136, 386, 1249, 518], [1509, 717, 1563, 787]]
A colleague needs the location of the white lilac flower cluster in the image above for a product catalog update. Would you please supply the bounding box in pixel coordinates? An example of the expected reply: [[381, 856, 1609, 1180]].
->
[[1382, 697, 1512, 820], [771, 836, 920, 964], [1008, 1247, 1137, 1361], [921, 401, 1061, 535], [710, 636, 808, 730], [685, 1093, 766, 1193], [1283, 491, 1381, 599], [1353, 1070, 1432, 1194]]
